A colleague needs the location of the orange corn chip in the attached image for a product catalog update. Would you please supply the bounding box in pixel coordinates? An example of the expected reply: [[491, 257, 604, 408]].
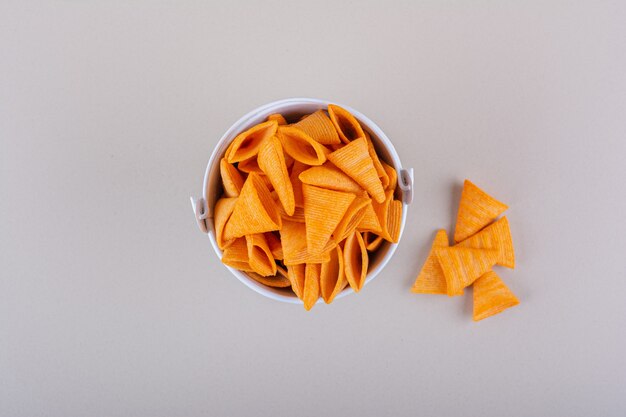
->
[[328, 137, 385, 203], [287, 263, 305, 299], [365, 132, 390, 189], [279, 205, 305, 223], [363, 232, 384, 252], [223, 172, 281, 240], [411, 230, 450, 294], [237, 156, 263, 174], [473, 271, 519, 321], [328, 104, 365, 144], [246, 233, 277, 276], [372, 190, 401, 243], [436, 247, 499, 296], [220, 158, 244, 197], [302, 184, 356, 254], [457, 216, 515, 268], [454, 179, 508, 243], [280, 221, 335, 265], [221, 238, 254, 272], [227, 120, 278, 163], [298, 161, 363, 194], [247, 271, 291, 288], [381, 161, 397, 192], [289, 161, 308, 208], [258, 135, 295, 216], [264, 232, 283, 260], [303, 263, 321, 310], [292, 109, 341, 145], [332, 195, 370, 242], [277, 126, 329, 166], [267, 113, 287, 125], [356, 200, 383, 235], [214, 197, 238, 250], [343, 231, 368, 292], [320, 246, 347, 304], [276, 264, 288, 278]]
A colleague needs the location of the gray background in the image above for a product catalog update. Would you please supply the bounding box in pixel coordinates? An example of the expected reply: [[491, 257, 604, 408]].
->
[[2, 1, 625, 416]]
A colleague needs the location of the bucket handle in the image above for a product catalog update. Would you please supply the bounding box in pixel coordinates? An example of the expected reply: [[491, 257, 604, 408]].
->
[[190, 196, 210, 234]]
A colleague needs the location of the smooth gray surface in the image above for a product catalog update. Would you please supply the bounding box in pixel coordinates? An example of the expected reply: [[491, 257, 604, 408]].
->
[[2, 1, 626, 416]]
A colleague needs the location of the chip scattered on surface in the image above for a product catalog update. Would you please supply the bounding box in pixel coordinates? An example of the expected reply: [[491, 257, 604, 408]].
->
[[411, 180, 518, 321], [214, 105, 404, 309]]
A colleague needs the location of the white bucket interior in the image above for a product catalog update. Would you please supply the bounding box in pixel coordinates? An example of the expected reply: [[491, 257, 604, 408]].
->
[[202, 98, 410, 304]]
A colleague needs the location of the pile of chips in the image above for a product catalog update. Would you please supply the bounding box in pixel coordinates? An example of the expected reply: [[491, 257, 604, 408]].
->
[[412, 180, 519, 321], [214, 105, 402, 310]]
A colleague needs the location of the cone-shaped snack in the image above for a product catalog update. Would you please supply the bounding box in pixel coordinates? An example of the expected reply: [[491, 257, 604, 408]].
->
[[473, 271, 519, 321], [303, 263, 321, 310], [287, 263, 306, 299], [221, 238, 253, 272], [381, 161, 397, 192], [364, 132, 389, 189], [357, 199, 383, 235], [223, 172, 281, 240], [328, 104, 365, 144], [436, 247, 499, 296], [247, 271, 291, 288], [328, 137, 385, 203], [237, 156, 263, 174], [278, 205, 305, 223], [454, 179, 508, 243], [293, 109, 340, 145], [411, 230, 449, 294], [264, 232, 283, 260], [372, 190, 402, 243], [320, 246, 347, 304], [214, 197, 238, 250], [457, 216, 515, 268], [258, 135, 295, 216], [332, 195, 370, 242], [290, 161, 308, 208], [246, 233, 277, 277], [267, 113, 287, 125], [220, 158, 244, 197], [277, 126, 329, 166], [227, 120, 278, 163], [362, 232, 384, 252], [280, 221, 335, 265], [343, 231, 368, 292], [302, 184, 356, 254], [299, 161, 363, 194]]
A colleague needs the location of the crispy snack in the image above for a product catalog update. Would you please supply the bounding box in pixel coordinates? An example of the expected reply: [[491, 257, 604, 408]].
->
[[320, 246, 347, 304], [214, 197, 238, 250], [264, 232, 283, 260], [247, 271, 291, 288], [278, 205, 305, 223], [246, 233, 277, 277], [343, 231, 369, 292], [387, 200, 403, 243], [303, 263, 321, 310], [289, 161, 308, 208], [299, 162, 363, 194], [365, 132, 390, 190], [223, 172, 282, 240], [411, 230, 450, 294], [221, 238, 254, 272], [457, 216, 515, 268], [473, 271, 519, 321], [436, 247, 499, 296], [227, 120, 278, 163], [280, 221, 334, 265], [220, 158, 244, 198], [454, 179, 508, 243], [362, 232, 384, 252], [293, 109, 341, 145], [356, 199, 383, 235], [258, 135, 295, 216], [328, 104, 365, 144], [287, 263, 306, 299], [328, 137, 385, 203], [267, 113, 287, 125], [333, 196, 371, 242], [381, 161, 397, 192], [237, 156, 263, 174], [277, 125, 329, 166], [302, 184, 356, 254], [372, 190, 400, 243]]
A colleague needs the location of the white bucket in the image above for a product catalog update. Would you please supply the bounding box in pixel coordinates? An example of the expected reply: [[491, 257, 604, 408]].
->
[[191, 98, 413, 304]]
